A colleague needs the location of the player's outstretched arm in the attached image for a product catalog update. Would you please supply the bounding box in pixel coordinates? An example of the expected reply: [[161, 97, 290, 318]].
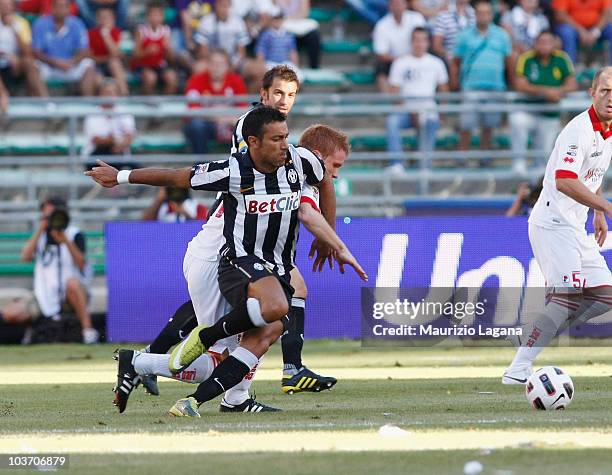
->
[[85, 160, 192, 188], [298, 204, 368, 282], [556, 178, 612, 217]]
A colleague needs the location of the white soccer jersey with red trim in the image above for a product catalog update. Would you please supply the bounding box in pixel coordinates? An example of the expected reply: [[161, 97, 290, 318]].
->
[[300, 183, 320, 212], [529, 106, 612, 231]]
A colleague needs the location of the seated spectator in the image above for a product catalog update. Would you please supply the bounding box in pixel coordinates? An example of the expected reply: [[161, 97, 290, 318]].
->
[[195, 0, 266, 91], [88, 7, 128, 95], [432, 0, 475, 63], [386, 27, 449, 170], [256, 10, 299, 69], [344, 0, 388, 25], [183, 48, 247, 154], [0, 0, 46, 96], [0, 196, 98, 344], [452, 0, 512, 154], [75, 0, 128, 29], [171, 0, 214, 71], [0, 75, 7, 113], [501, 0, 549, 56], [231, 0, 275, 42], [509, 30, 577, 173], [413, 0, 448, 23], [553, 0, 612, 64], [82, 79, 136, 167], [32, 0, 99, 96], [131, 0, 178, 95], [274, 0, 321, 69], [373, 0, 426, 92], [142, 187, 207, 222]]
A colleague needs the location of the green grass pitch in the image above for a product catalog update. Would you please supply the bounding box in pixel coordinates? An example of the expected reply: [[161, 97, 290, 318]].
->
[[1, 340, 612, 474]]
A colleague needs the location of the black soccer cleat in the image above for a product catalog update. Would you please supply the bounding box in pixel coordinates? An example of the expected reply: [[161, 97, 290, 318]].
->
[[112, 349, 142, 413], [219, 397, 281, 413], [281, 366, 337, 395], [141, 374, 160, 396]]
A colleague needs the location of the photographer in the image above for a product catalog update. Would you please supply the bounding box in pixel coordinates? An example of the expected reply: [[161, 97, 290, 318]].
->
[[142, 187, 207, 222], [0, 196, 99, 343]]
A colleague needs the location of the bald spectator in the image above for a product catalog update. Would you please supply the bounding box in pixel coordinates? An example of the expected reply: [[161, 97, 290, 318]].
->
[[0, 0, 46, 96], [553, 0, 612, 64], [373, 0, 426, 92], [32, 0, 99, 96]]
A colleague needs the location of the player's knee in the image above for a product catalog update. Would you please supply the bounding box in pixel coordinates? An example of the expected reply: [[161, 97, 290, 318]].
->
[[260, 298, 289, 322]]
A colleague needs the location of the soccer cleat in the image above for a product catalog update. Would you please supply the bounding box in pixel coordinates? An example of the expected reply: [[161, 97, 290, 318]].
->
[[219, 397, 281, 413], [112, 349, 142, 413], [281, 366, 337, 395], [141, 374, 159, 396], [502, 366, 533, 385], [168, 325, 208, 373], [168, 397, 201, 418]]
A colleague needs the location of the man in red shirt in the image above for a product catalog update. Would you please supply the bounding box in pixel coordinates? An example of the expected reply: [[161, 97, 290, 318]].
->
[[183, 48, 247, 154], [88, 7, 128, 95], [554, 0, 612, 63]]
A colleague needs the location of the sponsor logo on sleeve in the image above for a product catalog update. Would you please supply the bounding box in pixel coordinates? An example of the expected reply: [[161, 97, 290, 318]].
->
[[562, 157, 575, 163], [244, 191, 301, 215], [194, 163, 208, 175]]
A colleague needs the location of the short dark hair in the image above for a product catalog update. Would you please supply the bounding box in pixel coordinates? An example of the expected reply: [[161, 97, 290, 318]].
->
[[536, 29, 554, 40], [146, 0, 165, 13], [242, 106, 287, 143], [40, 195, 67, 210], [473, 0, 492, 8], [411, 27, 429, 39], [261, 65, 300, 91]]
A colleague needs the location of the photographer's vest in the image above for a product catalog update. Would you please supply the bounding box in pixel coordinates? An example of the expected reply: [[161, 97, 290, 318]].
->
[[34, 225, 89, 318]]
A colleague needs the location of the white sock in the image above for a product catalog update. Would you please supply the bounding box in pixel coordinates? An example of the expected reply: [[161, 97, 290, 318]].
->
[[509, 297, 576, 370], [246, 298, 267, 327], [133, 352, 216, 383], [222, 348, 260, 405]]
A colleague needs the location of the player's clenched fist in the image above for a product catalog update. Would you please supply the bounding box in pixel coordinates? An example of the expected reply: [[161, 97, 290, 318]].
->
[[85, 160, 119, 188]]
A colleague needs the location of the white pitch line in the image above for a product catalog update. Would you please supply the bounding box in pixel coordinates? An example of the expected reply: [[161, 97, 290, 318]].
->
[[0, 365, 610, 385], [2, 430, 612, 453]]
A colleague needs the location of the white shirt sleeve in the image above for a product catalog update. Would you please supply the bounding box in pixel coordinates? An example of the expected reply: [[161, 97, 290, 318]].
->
[[372, 18, 389, 55], [551, 125, 586, 178], [436, 58, 449, 85], [388, 59, 404, 88]]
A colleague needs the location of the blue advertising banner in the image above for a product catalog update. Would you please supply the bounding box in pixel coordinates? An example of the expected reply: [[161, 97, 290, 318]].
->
[[105, 217, 612, 343]]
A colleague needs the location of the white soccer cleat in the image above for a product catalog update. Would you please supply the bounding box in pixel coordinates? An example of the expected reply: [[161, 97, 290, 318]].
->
[[502, 366, 533, 385]]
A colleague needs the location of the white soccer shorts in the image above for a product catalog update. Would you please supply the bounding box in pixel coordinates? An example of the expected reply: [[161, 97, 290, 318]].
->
[[182, 250, 237, 353], [529, 223, 612, 291]]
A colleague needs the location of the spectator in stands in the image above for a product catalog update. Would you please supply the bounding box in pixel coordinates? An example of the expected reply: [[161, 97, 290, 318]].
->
[[0, 196, 98, 344], [432, 0, 476, 63], [231, 0, 275, 43], [413, 0, 448, 23], [88, 7, 128, 95], [506, 177, 543, 216], [274, 0, 322, 69], [0, 75, 7, 113], [32, 0, 99, 96], [509, 30, 577, 173], [17, 0, 78, 16], [553, 0, 612, 64], [501, 0, 549, 56], [373, 0, 426, 92], [452, 0, 513, 154], [142, 187, 207, 222], [345, 0, 388, 25], [171, 0, 214, 71], [132, 0, 178, 95], [183, 48, 247, 154], [256, 10, 299, 69], [195, 0, 266, 91], [386, 27, 449, 170], [82, 79, 136, 167], [0, 0, 46, 97], [75, 0, 128, 30]]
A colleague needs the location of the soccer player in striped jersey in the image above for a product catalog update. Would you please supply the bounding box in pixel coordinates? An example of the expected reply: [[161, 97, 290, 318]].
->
[[138, 65, 341, 400], [87, 108, 366, 416], [503, 67, 612, 385]]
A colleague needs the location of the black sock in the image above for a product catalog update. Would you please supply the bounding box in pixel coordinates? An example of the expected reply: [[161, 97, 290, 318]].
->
[[149, 300, 197, 354], [189, 356, 250, 405], [198, 300, 257, 348], [281, 300, 305, 370]]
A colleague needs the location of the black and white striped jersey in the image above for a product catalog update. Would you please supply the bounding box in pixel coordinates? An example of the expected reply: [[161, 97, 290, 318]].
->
[[190, 145, 325, 275], [231, 102, 262, 155]]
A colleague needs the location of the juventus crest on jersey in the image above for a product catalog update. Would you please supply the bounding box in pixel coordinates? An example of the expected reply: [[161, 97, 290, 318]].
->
[[190, 145, 325, 275]]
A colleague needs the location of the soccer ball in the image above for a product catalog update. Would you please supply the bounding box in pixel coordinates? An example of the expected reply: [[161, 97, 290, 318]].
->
[[525, 366, 575, 410]]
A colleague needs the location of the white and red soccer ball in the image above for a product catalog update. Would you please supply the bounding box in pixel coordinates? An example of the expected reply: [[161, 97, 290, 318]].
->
[[525, 366, 575, 410]]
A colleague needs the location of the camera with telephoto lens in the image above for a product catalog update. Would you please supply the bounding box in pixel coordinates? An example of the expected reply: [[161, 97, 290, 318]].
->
[[46, 208, 70, 245]]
